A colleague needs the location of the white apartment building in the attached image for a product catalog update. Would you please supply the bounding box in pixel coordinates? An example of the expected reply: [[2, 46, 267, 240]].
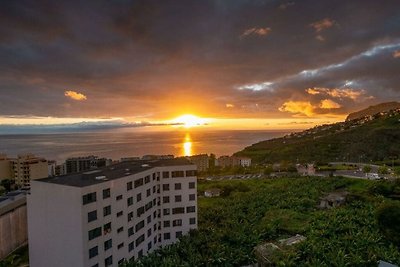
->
[[28, 158, 198, 267]]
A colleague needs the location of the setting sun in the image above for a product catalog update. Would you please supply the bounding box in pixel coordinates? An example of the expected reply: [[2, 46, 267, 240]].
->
[[173, 114, 208, 128]]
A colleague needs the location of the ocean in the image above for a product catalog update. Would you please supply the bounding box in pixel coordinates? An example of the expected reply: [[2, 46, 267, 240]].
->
[[0, 128, 292, 162]]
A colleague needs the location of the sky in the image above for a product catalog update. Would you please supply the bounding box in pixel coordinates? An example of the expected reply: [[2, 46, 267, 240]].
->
[[0, 0, 400, 131]]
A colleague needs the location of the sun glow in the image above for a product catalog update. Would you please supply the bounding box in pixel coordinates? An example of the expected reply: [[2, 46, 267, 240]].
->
[[183, 133, 192, 156], [173, 114, 207, 128]]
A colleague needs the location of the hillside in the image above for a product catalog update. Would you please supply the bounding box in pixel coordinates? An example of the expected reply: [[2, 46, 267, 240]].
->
[[346, 102, 400, 121], [236, 107, 400, 164]]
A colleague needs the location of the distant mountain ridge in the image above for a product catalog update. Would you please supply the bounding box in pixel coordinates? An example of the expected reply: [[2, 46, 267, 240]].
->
[[236, 104, 400, 163], [346, 101, 400, 121]]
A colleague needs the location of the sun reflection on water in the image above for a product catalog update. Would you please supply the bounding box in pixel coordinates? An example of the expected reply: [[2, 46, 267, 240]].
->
[[183, 133, 192, 156]]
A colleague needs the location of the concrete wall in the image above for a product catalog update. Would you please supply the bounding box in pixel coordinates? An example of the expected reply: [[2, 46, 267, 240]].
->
[[0, 201, 27, 259], [28, 182, 84, 267]]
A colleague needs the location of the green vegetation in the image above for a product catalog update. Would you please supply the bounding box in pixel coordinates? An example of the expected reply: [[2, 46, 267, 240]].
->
[[235, 110, 400, 164], [126, 177, 400, 266], [0, 245, 29, 267]]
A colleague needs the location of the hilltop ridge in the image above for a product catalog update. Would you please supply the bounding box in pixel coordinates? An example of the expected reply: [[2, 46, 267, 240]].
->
[[346, 101, 400, 121], [236, 104, 400, 163]]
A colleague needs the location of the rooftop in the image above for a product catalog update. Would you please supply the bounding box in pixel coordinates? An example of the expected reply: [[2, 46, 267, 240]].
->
[[36, 158, 194, 188]]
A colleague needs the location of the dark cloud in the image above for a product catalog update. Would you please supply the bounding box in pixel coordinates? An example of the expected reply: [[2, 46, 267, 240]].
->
[[0, 0, 399, 121]]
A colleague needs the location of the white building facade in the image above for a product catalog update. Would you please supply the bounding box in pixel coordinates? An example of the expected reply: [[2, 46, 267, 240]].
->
[[28, 159, 197, 267]]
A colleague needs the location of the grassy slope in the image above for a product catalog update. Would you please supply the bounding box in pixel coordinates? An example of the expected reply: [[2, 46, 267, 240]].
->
[[127, 177, 400, 267], [235, 112, 400, 164]]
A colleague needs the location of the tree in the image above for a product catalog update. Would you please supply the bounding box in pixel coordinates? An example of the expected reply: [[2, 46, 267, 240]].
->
[[363, 165, 372, 174], [0, 179, 13, 192], [376, 202, 400, 246], [378, 165, 389, 175]]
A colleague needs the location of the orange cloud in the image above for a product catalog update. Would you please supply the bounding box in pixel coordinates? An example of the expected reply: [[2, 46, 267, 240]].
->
[[393, 50, 400, 58], [64, 90, 87, 101], [319, 99, 341, 109], [240, 27, 271, 38], [226, 103, 234, 108], [279, 101, 315, 117], [306, 87, 365, 100], [310, 18, 335, 32], [305, 88, 320, 95]]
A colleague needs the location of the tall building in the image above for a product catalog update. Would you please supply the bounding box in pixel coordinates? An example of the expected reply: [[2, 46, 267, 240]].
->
[[65, 156, 111, 174], [28, 158, 198, 267], [12, 154, 48, 187], [188, 154, 209, 172]]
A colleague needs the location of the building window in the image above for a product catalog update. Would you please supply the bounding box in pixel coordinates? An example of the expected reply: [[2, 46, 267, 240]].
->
[[117, 211, 123, 217], [117, 227, 124, 233], [162, 171, 170, 178], [134, 178, 144, 188], [89, 246, 98, 259], [135, 234, 145, 246], [172, 207, 185, 214], [117, 242, 124, 249], [176, 231, 183, 238], [173, 219, 182, 227], [186, 170, 197, 177], [128, 241, 134, 252], [91, 264, 99, 267], [103, 188, 111, 199], [88, 210, 97, 222], [162, 184, 169, 191], [118, 259, 125, 265], [187, 206, 196, 213], [128, 212, 134, 222], [88, 227, 101, 241], [116, 195, 123, 201], [128, 227, 134, 237], [163, 233, 170, 240], [189, 194, 196, 201], [174, 183, 181, 190], [163, 208, 170, 215], [127, 181, 133, 191], [147, 228, 152, 237], [171, 171, 184, 178], [105, 256, 112, 267], [163, 220, 170, 228], [104, 239, 112, 251], [83, 192, 96, 205], [137, 206, 145, 217], [145, 175, 150, 184], [147, 241, 152, 250], [189, 217, 196, 225], [163, 196, 170, 203], [127, 197, 133, 206], [147, 215, 152, 224], [103, 223, 112, 235], [135, 220, 145, 232], [153, 185, 156, 193], [175, 195, 182, 202], [189, 182, 195, 189], [136, 193, 142, 202], [103, 205, 111, 217], [146, 188, 151, 197], [138, 250, 143, 258]]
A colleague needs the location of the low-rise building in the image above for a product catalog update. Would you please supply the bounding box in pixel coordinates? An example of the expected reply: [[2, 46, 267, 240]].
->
[[65, 156, 111, 174], [28, 158, 198, 267], [0, 191, 28, 259], [0, 154, 12, 181], [204, 188, 221, 198]]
